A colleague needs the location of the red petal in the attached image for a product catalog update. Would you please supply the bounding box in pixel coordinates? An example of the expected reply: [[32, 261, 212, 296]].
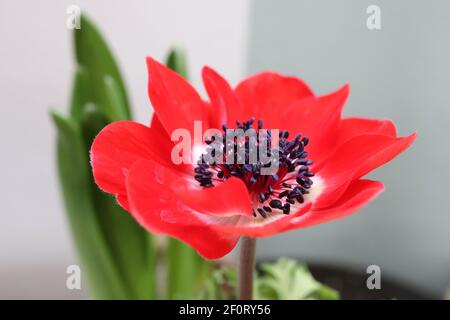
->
[[213, 203, 312, 237], [315, 133, 416, 208], [117, 194, 130, 211], [235, 72, 314, 126], [282, 179, 384, 230], [146, 57, 210, 135], [173, 177, 253, 218], [202, 66, 241, 129], [282, 84, 350, 164], [150, 112, 170, 138], [337, 117, 397, 145], [90, 120, 174, 208], [126, 159, 245, 259], [309, 117, 398, 169]]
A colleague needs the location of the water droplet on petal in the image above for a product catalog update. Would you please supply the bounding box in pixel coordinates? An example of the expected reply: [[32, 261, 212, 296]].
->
[[154, 168, 165, 184], [160, 210, 177, 223]]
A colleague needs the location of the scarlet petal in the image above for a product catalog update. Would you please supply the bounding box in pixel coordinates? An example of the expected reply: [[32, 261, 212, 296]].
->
[[282, 84, 350, 164], [282, 179, 384, 230], [150, 113, 170, 138], [146, 57, 210, 135], [310, 117, 398, 169], [126, 159, 243, 259], [117, 194, 130, 211], [315, 133, 416, 208], [337, 117, 397, 145], [214, 203, 312, 237], [202, 66, 241, 128], [235, 72, 314, 127], [91, 120, 174, 208], [173, 177, 253, 217]]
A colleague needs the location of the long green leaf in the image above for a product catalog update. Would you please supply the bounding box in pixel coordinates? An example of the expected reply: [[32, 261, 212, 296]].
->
[[69, 66, 91, 122], [51, 110, 127, 299], [166, 47, 189, 79], [74, 15, 156, 299], [166, 240, 202, 299], [53, 15, 157, 299], [74, 15, 131, 121], [81, 106, 157, 299], [102, 75, 129, 121]]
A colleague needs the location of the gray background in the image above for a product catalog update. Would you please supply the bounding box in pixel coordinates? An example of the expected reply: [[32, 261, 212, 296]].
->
[[0, 0, 449, 298], [251, 0, 450, 297]]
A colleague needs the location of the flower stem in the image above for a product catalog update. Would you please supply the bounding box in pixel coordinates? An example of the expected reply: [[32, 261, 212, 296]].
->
[[238, 237, 256, 300]]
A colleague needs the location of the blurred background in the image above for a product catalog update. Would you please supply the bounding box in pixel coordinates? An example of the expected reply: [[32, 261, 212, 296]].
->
[[0, 0, 449, 299]]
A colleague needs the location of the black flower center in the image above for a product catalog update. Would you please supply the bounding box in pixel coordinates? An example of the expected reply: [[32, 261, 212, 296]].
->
[[194, 118, 314, 218]]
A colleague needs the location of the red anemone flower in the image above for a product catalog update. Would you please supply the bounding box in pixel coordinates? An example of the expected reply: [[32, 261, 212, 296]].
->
[[91, 57, 416, 259]]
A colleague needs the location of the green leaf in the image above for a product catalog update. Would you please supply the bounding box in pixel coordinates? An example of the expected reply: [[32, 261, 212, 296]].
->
[[198, 258, 340, 300], [102, 75, 129, 121], [74, 15, 131, 120], [166, 240, 203, 299], [255, 258, 340, 300], [196, 266, 237, 300], [50, 110, 127, 299], [64, 14, 157, 299], [69, 66, 91, 122], [80, 107, 157, 299], [166, 47, 189, 79], [311, 284, 340, 300]]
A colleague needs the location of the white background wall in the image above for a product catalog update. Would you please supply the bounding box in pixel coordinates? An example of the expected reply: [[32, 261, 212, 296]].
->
[[0, 0, 251, 298]]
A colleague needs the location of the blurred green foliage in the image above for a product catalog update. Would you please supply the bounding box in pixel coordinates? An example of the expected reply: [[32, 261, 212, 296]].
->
[[50, 15, 210, 299], [199, 258, 340, 300]]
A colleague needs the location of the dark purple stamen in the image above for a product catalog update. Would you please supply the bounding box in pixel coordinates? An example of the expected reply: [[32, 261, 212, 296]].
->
[[194, 118, 314, 219], [257, 208, 267, 218]]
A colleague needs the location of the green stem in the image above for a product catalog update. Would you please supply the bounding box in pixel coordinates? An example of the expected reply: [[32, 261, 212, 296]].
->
[[238, 237, 256, 300]]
